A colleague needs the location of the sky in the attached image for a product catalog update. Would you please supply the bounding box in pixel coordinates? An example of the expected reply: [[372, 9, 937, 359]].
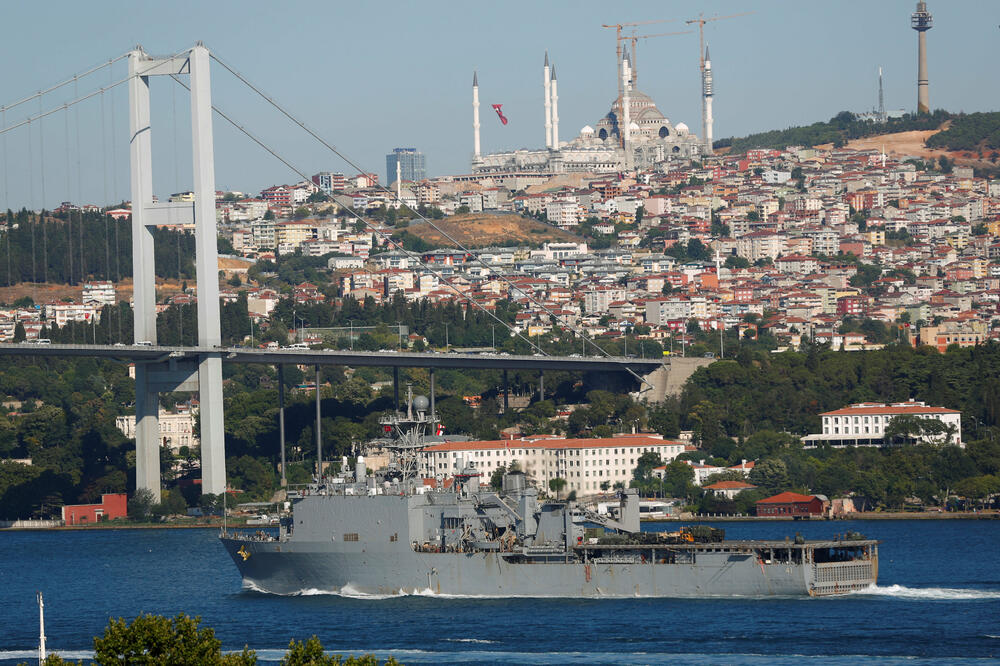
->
[[0, 0, 997, 210]]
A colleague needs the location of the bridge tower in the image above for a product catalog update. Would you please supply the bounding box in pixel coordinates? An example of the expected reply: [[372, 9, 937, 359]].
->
[[128, 44, 225, 501]]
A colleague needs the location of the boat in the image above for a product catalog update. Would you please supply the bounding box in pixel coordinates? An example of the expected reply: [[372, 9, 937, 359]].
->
[[220, 391, 878, 597]]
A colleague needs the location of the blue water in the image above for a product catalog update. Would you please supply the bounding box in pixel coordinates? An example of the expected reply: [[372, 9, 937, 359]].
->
[[1, 520, 999, 664]]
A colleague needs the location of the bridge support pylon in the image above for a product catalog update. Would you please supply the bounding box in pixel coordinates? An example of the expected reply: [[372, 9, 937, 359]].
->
[[129, 43, 226, 501]]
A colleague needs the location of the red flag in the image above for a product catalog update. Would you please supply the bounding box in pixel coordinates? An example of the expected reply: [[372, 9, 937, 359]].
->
[[436, 424, 445, 436], [491, 104, 508, 125]]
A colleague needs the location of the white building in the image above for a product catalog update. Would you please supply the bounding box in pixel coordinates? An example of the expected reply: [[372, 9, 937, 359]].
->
[[82, 281, 115, 306], [116, 406, 199, 453], [803, 400, 962, 447], [419, 435, 685, 496], [47, 302, 101, 327]]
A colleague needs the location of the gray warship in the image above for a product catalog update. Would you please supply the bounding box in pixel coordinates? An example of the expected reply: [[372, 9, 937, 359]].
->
[[221, 392, 878, 597]]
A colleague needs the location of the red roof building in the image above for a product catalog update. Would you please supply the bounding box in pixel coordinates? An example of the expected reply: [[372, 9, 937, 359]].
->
[[756, 492, 828, 518], [703, 480, 758, 499]]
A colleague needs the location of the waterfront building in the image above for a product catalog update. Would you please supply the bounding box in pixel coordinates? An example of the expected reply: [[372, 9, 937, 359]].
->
[[803, 400, 961, 448], [61, 493, 127, 525], [419, 435, 685, 496]]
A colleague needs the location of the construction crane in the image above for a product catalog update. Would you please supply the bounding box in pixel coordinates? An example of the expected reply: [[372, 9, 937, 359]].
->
[[629, 29, 693, 87], [602, 19, 676, 146], [685, 12, 754, 155], [685, 12, 754, 72]]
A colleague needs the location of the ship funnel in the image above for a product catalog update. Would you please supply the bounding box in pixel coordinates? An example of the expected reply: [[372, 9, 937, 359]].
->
[[341, 456, 349, 473], [619, 488, 640, 533], [356, 455, 366, 482]]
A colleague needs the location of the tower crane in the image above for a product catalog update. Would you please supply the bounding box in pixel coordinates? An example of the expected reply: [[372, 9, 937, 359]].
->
[[602, 19, 676, 146], [685, 12, 754, 154], [629, 29, 693, 87], [685, 12, 754, 72]]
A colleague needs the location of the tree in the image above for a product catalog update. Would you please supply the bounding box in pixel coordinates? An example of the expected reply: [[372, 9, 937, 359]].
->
[[127, 488, 156, 521], [748, 459, 790, 495], [93, 613, 256, 665], [548, 477, 567, 499], [282, 637, 398, 666]]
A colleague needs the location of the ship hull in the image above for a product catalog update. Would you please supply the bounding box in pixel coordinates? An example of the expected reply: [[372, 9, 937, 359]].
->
[[220, 537, 875, 598]]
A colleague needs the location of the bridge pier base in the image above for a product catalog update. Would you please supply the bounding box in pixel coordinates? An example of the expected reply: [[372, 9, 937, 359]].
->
[[133, 365, 162, 504]]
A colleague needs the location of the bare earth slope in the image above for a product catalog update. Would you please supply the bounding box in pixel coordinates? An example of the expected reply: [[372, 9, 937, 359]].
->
[[403, 213, 581, 248]]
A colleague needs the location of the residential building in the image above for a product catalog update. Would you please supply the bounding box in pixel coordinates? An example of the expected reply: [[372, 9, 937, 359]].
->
[[803, 400, 962, 447]]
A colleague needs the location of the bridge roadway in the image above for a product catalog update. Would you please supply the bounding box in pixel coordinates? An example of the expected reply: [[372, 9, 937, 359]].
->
[[0, 343, 664, 374]]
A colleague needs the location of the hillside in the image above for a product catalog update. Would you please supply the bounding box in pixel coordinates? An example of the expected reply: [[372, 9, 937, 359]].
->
[[399, 212, 581, 249], [925, 111, 1000, 153], [715, 110, 950, 153]]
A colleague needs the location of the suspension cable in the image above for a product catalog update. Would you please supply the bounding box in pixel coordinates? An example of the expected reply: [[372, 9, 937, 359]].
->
[[0, 49, 190, 138], [208, 48, 650, 385], [168, 73, 545, 355], [0, 53, 128, 115]]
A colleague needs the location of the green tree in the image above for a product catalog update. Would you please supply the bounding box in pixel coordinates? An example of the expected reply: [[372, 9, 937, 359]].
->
[[548, 477, 567, 499], [748, 459, 790, 495], [281, 636, 397, 666], [127, 488, 155, 521], [93, 613, 256, 665]]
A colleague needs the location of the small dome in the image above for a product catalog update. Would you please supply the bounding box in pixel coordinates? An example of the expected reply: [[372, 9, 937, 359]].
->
[[580, 125, 594, 135], [675, 122, 689, 134], [413, 395, 430, 411], [629, 121, 640, 131]]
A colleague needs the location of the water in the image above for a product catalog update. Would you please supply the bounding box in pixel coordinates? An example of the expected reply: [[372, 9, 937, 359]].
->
[[1, 520, 998, 664]]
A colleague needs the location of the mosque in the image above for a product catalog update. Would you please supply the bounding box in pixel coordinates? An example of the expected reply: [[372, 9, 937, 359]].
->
[[471, 46, 710, 175]]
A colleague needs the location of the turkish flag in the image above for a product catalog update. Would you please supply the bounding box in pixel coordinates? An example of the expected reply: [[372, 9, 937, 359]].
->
[[492, 104, 508, 125]]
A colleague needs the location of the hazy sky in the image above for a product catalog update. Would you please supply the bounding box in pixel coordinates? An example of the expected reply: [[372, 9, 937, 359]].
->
[[0, 1, 996, 210]]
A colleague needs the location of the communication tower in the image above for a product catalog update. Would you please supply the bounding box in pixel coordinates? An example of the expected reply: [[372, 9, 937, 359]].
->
[[911, 1, 933, 114]]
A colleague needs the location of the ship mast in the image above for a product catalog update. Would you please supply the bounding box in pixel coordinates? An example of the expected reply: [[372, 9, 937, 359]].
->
[[377, 384, 439, 479], [37, 591, 47, 665]]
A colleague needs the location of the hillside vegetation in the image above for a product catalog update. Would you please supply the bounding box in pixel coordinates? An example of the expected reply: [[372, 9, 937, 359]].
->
[[715, 110, 950, 153], [925, 111, 1000, 153]]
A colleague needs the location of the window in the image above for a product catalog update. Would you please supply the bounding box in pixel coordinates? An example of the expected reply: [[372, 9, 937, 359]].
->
[[343, 533, 359, 542]]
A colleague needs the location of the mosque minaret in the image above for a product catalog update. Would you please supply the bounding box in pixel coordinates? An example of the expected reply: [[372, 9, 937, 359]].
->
[[472, 47, 705, 175]]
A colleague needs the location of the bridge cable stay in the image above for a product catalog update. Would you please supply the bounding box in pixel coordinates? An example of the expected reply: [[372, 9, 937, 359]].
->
[[167, 74, 547, 357], [2, 106, 9, 288], [100, 87, 112, 303], [0, 53, 128, 117], [108, 68, 122, 342], [0, 49, 191, 139], [38, 98, 48, 286], [207, 49, 654, 388], [172, 79, 185, 345], [74, 77, 85, 283], [65, 106, 74, 284], [0, 50, 191, 341], [27, 118, 36, 301]]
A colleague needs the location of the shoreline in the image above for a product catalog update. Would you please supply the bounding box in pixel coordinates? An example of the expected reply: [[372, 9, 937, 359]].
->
[[649, 510, 998, 523], [3, 510, 997, 531]]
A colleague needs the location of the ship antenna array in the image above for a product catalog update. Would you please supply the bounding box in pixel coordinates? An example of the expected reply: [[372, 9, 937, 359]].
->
[[206, 48, 653, 388]]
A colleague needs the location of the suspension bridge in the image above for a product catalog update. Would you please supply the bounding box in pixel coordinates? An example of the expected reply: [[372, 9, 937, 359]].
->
[[0, 43, 690, 501]]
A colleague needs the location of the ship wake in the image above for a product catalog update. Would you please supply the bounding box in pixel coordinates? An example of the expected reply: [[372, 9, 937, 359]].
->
[[854, 584, 1000, 600]]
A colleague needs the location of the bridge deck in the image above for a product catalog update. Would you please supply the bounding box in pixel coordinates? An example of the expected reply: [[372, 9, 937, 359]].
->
[[0, 343, 664, 373]]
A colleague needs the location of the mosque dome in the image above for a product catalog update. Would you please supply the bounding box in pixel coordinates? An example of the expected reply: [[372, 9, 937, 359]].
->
[[580, 125, 594, 135], [675, 122, 689, 134]]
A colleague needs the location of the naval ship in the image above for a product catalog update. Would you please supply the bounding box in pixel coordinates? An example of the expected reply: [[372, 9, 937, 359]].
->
[[221, 391, 878, 597]]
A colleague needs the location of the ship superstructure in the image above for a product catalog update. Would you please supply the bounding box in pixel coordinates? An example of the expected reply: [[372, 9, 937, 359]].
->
[[221, 394, 878, 597]]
